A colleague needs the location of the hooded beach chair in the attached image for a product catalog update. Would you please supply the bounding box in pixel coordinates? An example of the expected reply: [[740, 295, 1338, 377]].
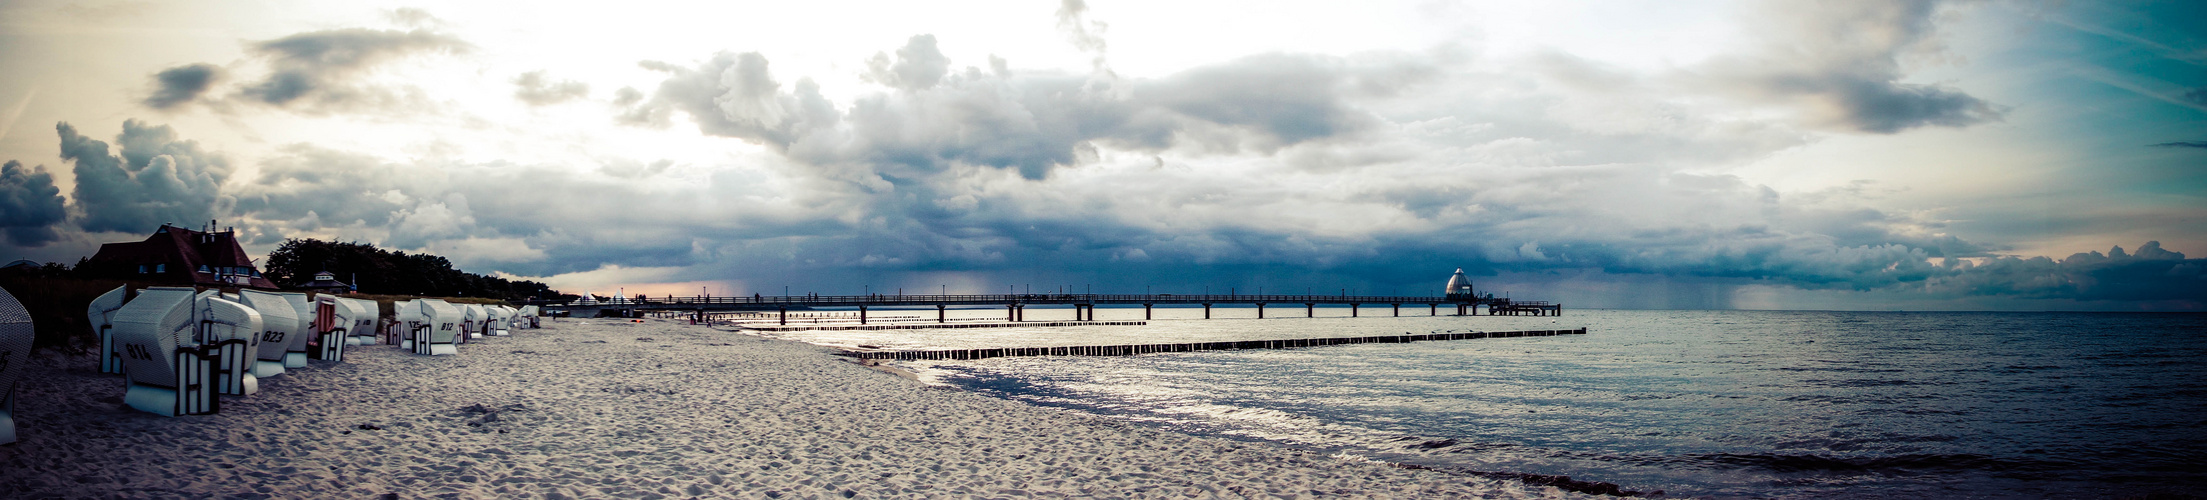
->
[[88, 285, 134, 374], [459, 304, 487, 340], [1, 287, 34, 443], [308, 296, 351, 362], [488, 306, 512, 336], [339, 298, 378, 346], [111, 288, 260, 416], [518, 305, 540, 328], [280, 292, 314, 368], [416, 299, 462, 355], [238, 290, 299, 378]]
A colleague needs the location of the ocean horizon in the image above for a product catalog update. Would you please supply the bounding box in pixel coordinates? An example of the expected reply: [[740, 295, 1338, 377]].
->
[[758, 308, 2207, 499]]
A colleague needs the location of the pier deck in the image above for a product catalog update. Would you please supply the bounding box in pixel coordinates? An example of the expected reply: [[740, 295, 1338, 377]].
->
[[844, 328, 1587, 361]]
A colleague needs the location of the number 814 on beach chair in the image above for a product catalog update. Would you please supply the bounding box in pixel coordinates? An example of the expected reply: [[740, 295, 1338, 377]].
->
[[112, 287, 262, 417]]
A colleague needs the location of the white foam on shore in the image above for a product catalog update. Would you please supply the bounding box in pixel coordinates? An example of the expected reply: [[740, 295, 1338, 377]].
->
[[0, 318, 1590, 498]]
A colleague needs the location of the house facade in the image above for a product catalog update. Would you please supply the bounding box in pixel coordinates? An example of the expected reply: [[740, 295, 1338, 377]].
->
[[81, 223, 280, 289]]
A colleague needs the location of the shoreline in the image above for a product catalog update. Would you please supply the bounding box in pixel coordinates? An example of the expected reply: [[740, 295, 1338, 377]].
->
[[1, 317, 1591, 498]]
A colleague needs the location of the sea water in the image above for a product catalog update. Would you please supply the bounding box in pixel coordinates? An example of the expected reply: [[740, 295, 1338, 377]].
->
[[759, 307, 2207, 498]]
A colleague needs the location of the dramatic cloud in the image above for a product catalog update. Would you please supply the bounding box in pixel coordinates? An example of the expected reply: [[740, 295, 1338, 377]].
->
[[512, 71, 589, 106], [1927, 242, 2207, 303], [863, 35, 953, 92], [0, 160, 66, 246], [57, 120, 233, 234], [237, 28, 470, 110], [142, 63, 222, 110], [2150, 141, 2207, 149], [1695, 0, 2003, 133]]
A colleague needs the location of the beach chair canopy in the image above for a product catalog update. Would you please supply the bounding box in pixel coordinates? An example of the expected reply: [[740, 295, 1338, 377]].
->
[[109, 288, 198, 389], [88, 286, 132, 374], [238, 290, 298, 364], [420, 299, 462, 344], [0, 287, 31, 443]]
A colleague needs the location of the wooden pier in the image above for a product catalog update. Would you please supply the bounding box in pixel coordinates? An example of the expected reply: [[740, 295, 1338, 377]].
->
[[543, 292, 1561, 324], [746, 321, 1146, 332], [844, 328, 1586, 361]]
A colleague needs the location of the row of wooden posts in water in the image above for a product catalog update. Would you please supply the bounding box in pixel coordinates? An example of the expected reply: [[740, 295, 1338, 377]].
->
[[846, 328, 1589, 361]]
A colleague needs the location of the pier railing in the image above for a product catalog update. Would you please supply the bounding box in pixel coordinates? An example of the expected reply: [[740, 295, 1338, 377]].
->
[[536, 293, 1517, 308]]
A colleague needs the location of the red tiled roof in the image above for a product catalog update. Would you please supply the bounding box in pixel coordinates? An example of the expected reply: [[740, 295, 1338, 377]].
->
[[84, 224, 280, 289]]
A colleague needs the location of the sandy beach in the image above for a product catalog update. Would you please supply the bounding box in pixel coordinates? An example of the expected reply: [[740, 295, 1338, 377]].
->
[[1, 317, 1587, 499]]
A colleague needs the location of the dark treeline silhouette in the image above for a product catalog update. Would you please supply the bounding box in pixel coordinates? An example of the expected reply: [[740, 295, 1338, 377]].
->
[[264, 239, 560, 301]]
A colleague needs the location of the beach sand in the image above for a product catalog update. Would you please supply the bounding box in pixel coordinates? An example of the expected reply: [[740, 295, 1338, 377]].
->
[[1, 318, 1586, 498]]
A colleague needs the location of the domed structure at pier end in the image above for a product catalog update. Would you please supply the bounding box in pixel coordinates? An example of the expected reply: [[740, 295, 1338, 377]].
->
[[1445, 268, 1474, 298]]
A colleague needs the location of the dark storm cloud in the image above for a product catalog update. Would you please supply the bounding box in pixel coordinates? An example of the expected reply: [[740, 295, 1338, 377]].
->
[[57, 120, 233, 234], [513, 71, 589, 106], [1698, 0, 2003, 133], [237, 28, 470, 110], [2150, 141, 2207, 148], [0, 160, 67, 246], [1928, 242, 2207, 303], [142, 63, 222, 110], [2184, 86, 2207, 106]]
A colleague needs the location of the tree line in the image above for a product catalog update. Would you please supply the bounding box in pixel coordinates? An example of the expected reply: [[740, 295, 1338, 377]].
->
[[262, 239, 566, 302]]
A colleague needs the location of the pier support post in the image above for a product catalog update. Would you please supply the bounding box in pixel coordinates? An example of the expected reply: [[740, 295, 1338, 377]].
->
[[860, 306, 868, 324], [1144, 303, 1152, 320], [1430, 304, 1437, 316], [1203, 303, 1211, 319], [1457, 304, 1467, 316], [779, 306, 787, 325], [1305, 303, 1314, 318], [938, 304, 946, 323], [1017, 305, 1025, 321], [1008, 304, 1017, 322], [1351, 303, 1359, 317], [1392, 303, 1400, 317], [1258, 303, 1266, 319]]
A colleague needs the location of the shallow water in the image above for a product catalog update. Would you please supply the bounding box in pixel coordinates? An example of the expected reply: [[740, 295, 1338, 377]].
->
[[761, 307, 2207, 499]]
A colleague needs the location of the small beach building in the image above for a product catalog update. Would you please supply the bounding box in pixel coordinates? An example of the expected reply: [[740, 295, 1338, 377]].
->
[[295, 271, 351, 295]]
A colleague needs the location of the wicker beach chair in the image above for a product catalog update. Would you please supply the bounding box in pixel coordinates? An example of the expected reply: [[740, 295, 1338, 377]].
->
[[308, 296, 350, 362], [238, 290, 299, 378], [0, 287, 33, 443], [417, 299, 462, 355], [518, 305, 540, 328], [87, 285, 133, 375], [279, 292, 315, 368], [111, 288, 259, 416], [339, 298, 378, 346]]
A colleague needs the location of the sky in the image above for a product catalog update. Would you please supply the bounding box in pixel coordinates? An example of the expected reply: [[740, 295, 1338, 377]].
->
[[0, 0, 2201, 310]]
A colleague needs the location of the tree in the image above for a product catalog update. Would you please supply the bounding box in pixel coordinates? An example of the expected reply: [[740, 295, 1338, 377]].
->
[[263, 239, 560, 300]]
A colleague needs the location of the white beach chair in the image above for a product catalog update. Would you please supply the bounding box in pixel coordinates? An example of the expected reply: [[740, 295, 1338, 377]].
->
[[518, 305, 540, 329], [460, 304, 487, 340], [417, 299, 462, 355], [339, 298, 378, 346], [0, 287, 34, 443], [280, 293, 314, 368], [88, 285, 133, 375], [238, 290, 298, 378], [488, 306, 511, 336], [309, 296, 350, 362], [392, 300, 417, 349], [199, 294, 262, 397], [111, 288, 259, 416]]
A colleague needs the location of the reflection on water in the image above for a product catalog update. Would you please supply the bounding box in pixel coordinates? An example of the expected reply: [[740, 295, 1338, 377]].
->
[[758, 308, 2207, 499]]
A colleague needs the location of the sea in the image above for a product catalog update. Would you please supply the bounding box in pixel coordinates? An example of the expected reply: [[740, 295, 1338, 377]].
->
[[751, 307, 2207, 499]]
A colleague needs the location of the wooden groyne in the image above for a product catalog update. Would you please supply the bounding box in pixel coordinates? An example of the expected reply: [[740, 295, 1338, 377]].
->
[[747, 321, 1147, 332], [845, 328, 1586, 361]]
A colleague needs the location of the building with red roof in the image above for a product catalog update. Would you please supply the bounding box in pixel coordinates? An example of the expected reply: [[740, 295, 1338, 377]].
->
[[80, 222, 279, 289]]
